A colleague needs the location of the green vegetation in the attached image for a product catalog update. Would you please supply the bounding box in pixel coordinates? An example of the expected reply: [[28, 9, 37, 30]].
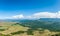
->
[[0, 34, 11, 36], [0, 29, 5, 31], [19, 20, 60, 32], [11, 31, 25, 35], [26, 29, 33, 35], [0, 20, 60, 36]]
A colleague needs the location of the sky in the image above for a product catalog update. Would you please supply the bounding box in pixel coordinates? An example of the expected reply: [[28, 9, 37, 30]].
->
[[0, 0, 60, 19]]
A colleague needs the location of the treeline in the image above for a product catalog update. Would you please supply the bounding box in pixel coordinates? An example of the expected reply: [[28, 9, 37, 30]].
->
[[15, 20, 60, 32]]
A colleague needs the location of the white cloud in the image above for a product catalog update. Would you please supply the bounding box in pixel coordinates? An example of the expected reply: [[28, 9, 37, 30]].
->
[[32, 12, 57, 18], [57, 11, 60, 18], [12, 14, 24, 19], [5, 11, 60, 19], [5, 14, 24, 19]]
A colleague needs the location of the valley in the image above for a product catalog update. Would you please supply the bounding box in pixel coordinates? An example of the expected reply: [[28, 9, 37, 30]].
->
[[0, 18, 60, 36]]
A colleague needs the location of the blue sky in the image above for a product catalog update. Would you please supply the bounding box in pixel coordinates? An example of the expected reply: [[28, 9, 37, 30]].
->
[[0, 0, 60, 19]]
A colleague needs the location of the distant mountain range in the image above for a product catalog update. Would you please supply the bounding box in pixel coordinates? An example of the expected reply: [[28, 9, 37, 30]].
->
[[39, 18, 60, 22], [0, 18, 60, 31], [0, 18, 60, 22]]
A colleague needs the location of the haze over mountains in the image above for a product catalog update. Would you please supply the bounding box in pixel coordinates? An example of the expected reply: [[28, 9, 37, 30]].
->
[[0, 18, 60, 22]]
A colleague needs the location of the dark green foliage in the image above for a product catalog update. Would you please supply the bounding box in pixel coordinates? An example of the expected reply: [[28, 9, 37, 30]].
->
[[51, 33, 60, 36], [51, 35, 54, 36], [18, 20, 60, 32], [11, 31, 25, 35], [0, 29, 5, 31], [26, 29, 33, 35]]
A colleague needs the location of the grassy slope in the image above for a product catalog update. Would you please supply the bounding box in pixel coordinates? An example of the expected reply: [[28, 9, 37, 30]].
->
[[0, 22, 29, 36], [0, 22, 60, 36]]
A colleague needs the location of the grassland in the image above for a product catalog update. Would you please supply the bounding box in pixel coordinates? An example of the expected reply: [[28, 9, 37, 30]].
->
[[0, 22, 60, 36]]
